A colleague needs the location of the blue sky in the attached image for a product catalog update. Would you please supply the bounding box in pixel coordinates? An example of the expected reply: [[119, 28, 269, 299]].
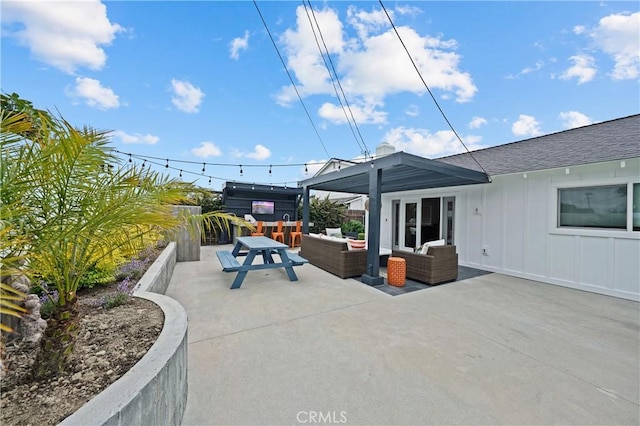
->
[[2, 1, 639, 190]]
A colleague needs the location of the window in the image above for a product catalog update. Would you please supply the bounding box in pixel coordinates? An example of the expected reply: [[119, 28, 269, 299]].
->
[[558, 185, 627, 229]]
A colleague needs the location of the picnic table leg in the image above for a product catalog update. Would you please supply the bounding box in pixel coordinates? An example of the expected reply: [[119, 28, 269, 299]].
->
[[261, 249, 275, 264], [277, 249, 299, 282], [231, 241, 243, 256], [230, 250, 257, 289]]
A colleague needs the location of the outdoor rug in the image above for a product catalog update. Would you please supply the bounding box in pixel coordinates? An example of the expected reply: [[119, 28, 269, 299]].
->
[[356, 266, 492, 296]]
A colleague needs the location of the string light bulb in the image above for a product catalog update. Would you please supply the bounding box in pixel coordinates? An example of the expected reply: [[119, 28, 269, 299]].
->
[[142, 160, 146, 168], [269, 165, 272, 175], [165, 159, 169, 168], [240, 165, 243, 176], [202, 163, 206, 173], [129, 154, 132, 163], [304, 164, 308, 174], [179, 170, 183, 178]]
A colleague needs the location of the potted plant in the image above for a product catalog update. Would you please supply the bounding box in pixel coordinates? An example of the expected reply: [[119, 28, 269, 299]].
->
[[341, 220, 365, 239]]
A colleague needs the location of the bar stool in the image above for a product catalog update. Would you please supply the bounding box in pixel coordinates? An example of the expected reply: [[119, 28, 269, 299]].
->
[[387, 257, 406, 287], [251, 221, 264, 237], [289, 221, 302, 248], [271, 220, 285, 243]]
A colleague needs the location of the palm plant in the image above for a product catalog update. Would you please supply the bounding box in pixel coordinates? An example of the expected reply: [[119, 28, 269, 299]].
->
[[1, 94, 244, 377]]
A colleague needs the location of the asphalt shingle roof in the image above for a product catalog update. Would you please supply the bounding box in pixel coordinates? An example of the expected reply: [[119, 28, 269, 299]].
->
[[436, 114, 639, 176]]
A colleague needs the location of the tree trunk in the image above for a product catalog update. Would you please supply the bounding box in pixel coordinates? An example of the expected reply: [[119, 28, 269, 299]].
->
[[32, 298, 79, 379]]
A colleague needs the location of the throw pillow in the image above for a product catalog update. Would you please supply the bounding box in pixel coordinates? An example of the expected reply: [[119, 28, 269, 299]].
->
[[347, 239, 366, 251], [325, 227, 343, 238]]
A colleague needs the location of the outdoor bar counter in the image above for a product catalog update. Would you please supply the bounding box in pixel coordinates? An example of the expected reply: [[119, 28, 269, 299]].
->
[[232, 221, 310, 245]]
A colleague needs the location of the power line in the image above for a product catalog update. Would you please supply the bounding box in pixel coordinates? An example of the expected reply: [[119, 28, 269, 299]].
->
[[302, 0, 371, 159], [253, 0, 331, 158], [378, 0, 490, 178]]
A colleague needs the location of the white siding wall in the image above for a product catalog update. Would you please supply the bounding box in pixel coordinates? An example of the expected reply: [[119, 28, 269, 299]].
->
[[381, 159, 640, 301]]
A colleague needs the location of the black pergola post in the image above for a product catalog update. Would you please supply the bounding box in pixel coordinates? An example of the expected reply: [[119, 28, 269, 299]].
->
[[302, 186, 310, 234], [361, 167, 384, 286]]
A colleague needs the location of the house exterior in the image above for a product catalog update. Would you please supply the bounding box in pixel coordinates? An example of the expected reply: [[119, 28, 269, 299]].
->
[[377, 115, 639, 301]]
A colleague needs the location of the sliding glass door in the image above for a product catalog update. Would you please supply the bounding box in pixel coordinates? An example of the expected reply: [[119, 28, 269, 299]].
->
[[392, 196, 454, 250], [404, 201, 418, 249]]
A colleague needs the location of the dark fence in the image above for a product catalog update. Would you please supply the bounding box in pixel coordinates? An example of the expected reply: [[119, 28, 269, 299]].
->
[[343, 209, 365, 224]]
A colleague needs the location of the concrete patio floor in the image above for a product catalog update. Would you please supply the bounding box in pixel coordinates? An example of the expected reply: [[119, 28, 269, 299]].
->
[[165, 245, 639, 425]]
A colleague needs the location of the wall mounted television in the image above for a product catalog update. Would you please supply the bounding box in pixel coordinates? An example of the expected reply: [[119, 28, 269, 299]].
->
[[251, 200, 275, 215]]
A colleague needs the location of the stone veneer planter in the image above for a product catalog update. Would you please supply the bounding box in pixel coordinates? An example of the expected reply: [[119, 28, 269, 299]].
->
[[61, 242, 188, 426]]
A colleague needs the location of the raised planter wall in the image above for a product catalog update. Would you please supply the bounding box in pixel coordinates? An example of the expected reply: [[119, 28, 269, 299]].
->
[[172, 205, 201, 262], [62, 242, 188, 426]]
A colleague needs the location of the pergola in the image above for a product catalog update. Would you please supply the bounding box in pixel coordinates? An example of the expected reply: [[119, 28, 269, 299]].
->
[[298, 151, 490, 285]]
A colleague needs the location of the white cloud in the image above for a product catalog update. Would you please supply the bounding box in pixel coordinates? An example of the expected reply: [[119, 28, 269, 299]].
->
[[276, 4, 477, 118], [558, 111, 593, 129], [405, 105, 419, 117], [560, 54, 597, 84], [573, 25, 586, 35], [66, 77, 119, 109], [469, 116, 487, 129], [171, 79, 204, 113], [346, 5, 390, 39], [246, 144, 271, 161], [382, 127, 483, 158], [318, 101, 387, 124], [590, 12, 639, 80], [231, 144, 272, 161], [191, 141, 222, 158], [512, 115, 542, 137], [521, 60, 544, 75], [1, 0, 122, 74], [112, 130, 159, 145], [230, 30, 249, 60]]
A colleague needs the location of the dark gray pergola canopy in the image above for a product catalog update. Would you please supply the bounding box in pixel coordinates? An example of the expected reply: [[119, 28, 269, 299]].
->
[[299, 151, 490, 194], [298, 151, 490, 285]]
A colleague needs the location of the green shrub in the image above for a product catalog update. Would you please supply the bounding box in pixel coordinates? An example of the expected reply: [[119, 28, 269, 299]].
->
[[341, 219, 365, 234], [78, 265, 115, 289], [299, 196, 346, 233]]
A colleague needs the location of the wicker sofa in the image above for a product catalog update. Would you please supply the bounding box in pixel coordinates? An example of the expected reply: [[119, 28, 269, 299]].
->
[[391, 245, 458, 285], [299, 234, 367, 278]]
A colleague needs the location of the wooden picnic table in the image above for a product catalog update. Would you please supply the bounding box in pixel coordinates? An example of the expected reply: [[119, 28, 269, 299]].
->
[[216, 236, 308, 289]]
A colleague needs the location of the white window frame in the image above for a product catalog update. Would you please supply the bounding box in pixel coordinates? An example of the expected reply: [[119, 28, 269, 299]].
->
[[550, 177, 640, 239]]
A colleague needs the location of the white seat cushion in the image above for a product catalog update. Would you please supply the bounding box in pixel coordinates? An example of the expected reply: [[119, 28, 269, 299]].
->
[[419, 238, 446, 254], [325, 227, 343, 238]]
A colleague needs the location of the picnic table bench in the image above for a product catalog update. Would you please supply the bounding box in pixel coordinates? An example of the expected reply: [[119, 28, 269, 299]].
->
[[216, 236, 308, 289]]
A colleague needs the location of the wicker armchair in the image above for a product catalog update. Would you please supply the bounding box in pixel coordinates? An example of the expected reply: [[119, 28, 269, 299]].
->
[[391, 245, 458, 285], [300, 234, 367, 278]]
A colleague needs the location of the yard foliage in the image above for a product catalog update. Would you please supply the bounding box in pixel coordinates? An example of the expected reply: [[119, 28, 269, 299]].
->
[[0, 93, 244, 377]]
